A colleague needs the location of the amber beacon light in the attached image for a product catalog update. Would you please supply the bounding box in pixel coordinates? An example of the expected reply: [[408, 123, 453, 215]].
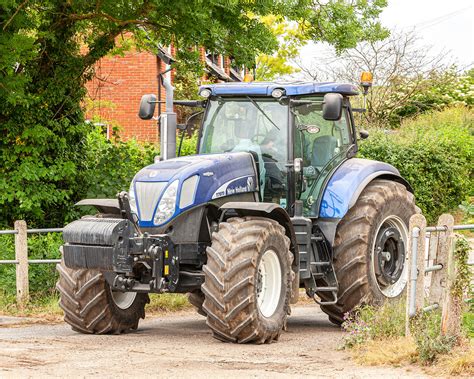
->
[[360, 71, 373, 94]]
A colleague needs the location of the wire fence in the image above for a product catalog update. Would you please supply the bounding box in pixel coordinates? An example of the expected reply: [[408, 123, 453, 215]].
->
[[405, 213, 473, 337], [1, 217, 473, 310], [0, 221, 63, 306]]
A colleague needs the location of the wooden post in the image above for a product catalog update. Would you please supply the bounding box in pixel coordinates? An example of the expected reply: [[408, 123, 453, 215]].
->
[[426, 229, 439, 290], [406, 214, 426, 336], [440, 216, 459, 337], [14, 220, 29, 307], [429, 214, 454, 306]]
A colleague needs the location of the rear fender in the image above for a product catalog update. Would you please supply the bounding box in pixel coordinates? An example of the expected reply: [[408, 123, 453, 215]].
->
[[219, 202, 299, 303], [317, 158, 413, 245]]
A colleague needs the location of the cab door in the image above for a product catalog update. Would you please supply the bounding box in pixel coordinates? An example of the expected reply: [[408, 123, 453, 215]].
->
[[293, 96, 356, 217]]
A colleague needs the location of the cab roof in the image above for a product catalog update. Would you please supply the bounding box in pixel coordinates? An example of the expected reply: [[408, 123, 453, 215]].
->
[[200, 81, 359, 97]]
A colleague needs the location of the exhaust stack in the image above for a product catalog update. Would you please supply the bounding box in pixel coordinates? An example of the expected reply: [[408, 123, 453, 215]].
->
[[160, 75, 177, 160]]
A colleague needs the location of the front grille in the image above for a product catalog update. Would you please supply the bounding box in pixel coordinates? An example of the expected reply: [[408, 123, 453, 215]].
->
[[135, 181, 167, 221]]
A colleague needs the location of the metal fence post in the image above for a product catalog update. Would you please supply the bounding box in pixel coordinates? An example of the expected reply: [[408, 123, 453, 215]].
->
[[406, 214, 426, 335], [14, 220, 29, 307]]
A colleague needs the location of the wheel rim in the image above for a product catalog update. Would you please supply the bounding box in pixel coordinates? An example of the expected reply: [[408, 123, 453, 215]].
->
[[371, 215, 409, 298], [256, 249, 282, 318], [111, 291, 137, 310]]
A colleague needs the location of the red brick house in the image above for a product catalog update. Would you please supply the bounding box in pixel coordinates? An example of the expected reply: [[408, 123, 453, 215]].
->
[[86, 46, 245, 142]]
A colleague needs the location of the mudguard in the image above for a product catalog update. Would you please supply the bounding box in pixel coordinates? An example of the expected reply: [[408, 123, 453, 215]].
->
[[317, 158, 412, 244], [219, 202, 296, 248], [75, 198, 121, 214]]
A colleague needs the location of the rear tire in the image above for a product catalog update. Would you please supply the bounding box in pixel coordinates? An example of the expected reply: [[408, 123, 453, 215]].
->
[[319, 180, 417, 324], [202, 217, 293, 344], [56, 262, 149, 334]]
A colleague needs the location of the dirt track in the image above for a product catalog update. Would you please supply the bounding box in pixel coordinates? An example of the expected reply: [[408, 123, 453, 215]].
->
[[0, 304, 427, 378]]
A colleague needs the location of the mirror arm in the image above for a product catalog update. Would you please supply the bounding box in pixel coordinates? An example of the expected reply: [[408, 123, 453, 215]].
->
[[174, 100, 207, 108], [177, 110, 204, 157], [177, 129, 186, 157]]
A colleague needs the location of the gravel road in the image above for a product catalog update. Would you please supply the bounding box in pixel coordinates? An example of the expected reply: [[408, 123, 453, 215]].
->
[[0, 304, 427, 378]]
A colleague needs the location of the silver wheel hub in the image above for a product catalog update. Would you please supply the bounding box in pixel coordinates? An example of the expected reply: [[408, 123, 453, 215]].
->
[[111, 291, 137, 310], [256, 249, 282, 318], [371, 215, 409, 298]]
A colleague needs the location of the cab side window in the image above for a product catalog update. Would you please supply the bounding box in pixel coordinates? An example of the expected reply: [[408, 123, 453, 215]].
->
[[300, 112, 351, 170]]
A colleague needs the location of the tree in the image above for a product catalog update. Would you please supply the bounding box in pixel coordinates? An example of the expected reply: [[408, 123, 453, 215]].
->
[[0, 0, 389, 226], [255, 16, 306, 81], [256, 0, 390, 81], [293, 29, 453, 125]]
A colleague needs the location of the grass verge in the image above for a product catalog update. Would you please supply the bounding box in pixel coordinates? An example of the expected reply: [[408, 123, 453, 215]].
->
[[146, 293, 192, 314], [0, 291, 63, 324], [341, 300, 473, 375]]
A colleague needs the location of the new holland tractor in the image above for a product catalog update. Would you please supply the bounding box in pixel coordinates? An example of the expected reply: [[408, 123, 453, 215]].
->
[[57, 78, 417, 343]]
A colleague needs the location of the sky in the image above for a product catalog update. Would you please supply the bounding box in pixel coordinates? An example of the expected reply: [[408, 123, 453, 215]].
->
[[299, 0, 474, 73], [380, 0, 473, 68]]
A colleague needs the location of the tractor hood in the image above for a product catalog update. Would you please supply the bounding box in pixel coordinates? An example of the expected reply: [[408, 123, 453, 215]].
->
[[130, 152, 258, 227]]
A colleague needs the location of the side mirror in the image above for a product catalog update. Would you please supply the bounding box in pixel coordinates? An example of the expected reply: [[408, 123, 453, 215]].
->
[[359, 130, 369, 140], [138, 94, 157, 120], [322, 93, 343, 121]]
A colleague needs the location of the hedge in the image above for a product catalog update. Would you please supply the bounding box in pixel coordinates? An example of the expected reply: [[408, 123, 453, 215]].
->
[[359, 106, 473, 223]]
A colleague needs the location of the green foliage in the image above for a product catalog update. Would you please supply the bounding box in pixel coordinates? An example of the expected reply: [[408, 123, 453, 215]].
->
[[452, 236, 472, 301], [0, 291, 62, 319], [411, 312, 456, 364], [146, 293, 191, 313], [80, 128, 158, 199], [359, 107, 474, 223], [76, 127, 199, 221], [384, 68, 474, 126], [453, 236, 473, 340], [0, 127, 200, 296], [463, 312, 474, 339], [178, 130, 199, 157], [342, 300, 406, 348], [302, 0, 389, 52], [255, 15, 306, 80], [459, 201, 474, 224]]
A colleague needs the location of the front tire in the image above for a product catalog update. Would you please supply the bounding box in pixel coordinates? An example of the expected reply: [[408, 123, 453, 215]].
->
[[56, 262, 149, 334], [202, 217, 293, 344], [188, 290, 206, 316], [319, 180, 417, 324]]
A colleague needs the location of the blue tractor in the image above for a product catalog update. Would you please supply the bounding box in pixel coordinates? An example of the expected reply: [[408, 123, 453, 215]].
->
[[57, 80, 417, 343]]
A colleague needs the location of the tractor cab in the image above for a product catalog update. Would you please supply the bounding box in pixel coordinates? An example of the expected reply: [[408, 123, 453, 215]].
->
[[196, 82, 359, 217]]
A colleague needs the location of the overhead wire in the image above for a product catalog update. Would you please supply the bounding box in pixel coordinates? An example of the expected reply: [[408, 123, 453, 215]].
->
[[409, 6, 472, 31]]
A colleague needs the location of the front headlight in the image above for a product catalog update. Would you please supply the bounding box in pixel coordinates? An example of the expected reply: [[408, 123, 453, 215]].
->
[[129, 182, 138, 216], [154, 180, 178, 225]]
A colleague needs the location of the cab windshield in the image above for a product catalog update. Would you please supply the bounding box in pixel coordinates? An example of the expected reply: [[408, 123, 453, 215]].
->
[[199, 98, 289, 206]]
